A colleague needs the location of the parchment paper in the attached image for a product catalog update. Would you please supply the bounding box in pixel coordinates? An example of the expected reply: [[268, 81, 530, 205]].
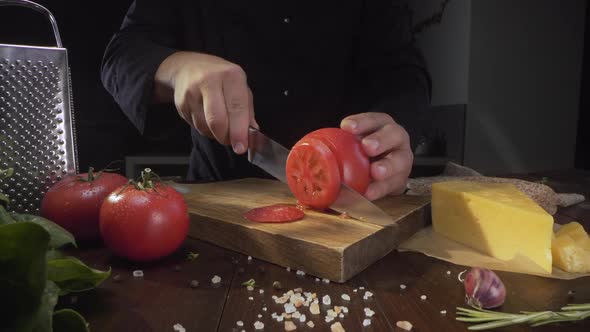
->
[[398, 226, 590, 280]]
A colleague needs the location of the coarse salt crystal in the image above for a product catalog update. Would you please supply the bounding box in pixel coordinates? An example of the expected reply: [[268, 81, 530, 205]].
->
[[248, 256, 252, 261], [310, 302, 320, 315], [211, 275, 221, 284], [322, 278, 330, 284], [285, 303, 297, 314], [420, 295, 427, 301], [353, 289, 358, 293], [247, 286, 254, 291], [364, 291, 373, 298], [342, 307, 348, 313], [258, 314, 262, 318], [300, 314, 307, 322], [327, 309, 337, 318], [359, 286, 365, 290], [133, 270, 144, 278], [286, 267, 291, 271], [341, 294, 350, 301], [259, 289, 264, 294], [277, 315, 285, 322], [363, 318, 371, 326], [396, 321, 413, 331], [248, 296, 254, 301], [400, 284, 406, 290], [292, 311, 301, 319], [307, 321, 315, 328], [276, 295, 289, 304], [364, 308, 375, 317], [315, 278, 320, 282], [339, 313, 344, 318], [284, 321, 297, 331], [272, 312, 278, 318], [330, 321, 345, 332], [446, 270, 451, 275], [334, 306, 341, 314], [236, 321, 244, 327], [254, 321, 264, 330], [263, 307, 268, 312], [322, 295, 331, 305], [325, 315, 334, 323], [296, 270, 306, 276], [440, 310, 447, 315], [173, 323, 185, 332]]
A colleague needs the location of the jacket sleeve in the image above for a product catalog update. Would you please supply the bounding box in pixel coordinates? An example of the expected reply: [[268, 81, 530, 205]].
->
[[356, 0, 432, 145], [101, 0, 181, 133]]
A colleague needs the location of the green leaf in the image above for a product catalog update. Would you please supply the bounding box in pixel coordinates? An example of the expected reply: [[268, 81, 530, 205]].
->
[[52, 309, 89, 332], [47, 257, 110, 295], [0, 192, 9, 207], [0, 167, 14, 179], [0, 222, 50, 331], [30, 280, 60, 332], [45, 249, 66, 262], [11, 213, 76, 249], [0, 205, 15, 225]]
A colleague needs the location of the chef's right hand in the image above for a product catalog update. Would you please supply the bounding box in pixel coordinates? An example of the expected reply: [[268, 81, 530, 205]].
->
[[154, 51, 257, 154]]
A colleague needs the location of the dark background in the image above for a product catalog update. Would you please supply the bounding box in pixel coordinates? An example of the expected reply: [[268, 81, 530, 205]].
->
[[0, 0, 588, 173]]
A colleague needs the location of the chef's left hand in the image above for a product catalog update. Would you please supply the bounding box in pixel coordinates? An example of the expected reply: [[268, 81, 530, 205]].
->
[[341, 112, 413, 200]]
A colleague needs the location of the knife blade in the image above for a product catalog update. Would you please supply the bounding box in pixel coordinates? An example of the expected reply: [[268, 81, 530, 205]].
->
[[247, 127, 394, 227]]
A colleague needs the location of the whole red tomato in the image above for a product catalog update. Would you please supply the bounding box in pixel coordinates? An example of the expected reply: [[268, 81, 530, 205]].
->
[[99, 173, 189, 261], [286, 128, 370, 210], [40, 168, 128, 241]]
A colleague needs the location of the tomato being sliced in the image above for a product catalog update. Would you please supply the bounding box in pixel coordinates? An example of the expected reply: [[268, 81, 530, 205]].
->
[[305, 128, 370, 195], [244, 204, 305, 223], [286, 137, 341, 210]]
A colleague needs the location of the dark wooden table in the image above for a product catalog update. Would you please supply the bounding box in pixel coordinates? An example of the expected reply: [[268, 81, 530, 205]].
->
[[61, 170, 590, 332]]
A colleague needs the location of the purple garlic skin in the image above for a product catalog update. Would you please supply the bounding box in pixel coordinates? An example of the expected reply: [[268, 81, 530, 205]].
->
[[463, 267, 506, 309]]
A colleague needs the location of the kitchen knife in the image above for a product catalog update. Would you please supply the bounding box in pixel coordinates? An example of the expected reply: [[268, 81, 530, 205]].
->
[[247, 127, 394, 227]]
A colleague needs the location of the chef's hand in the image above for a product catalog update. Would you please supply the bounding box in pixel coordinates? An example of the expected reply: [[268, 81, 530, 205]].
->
[[154, 51, 257, 154], [341, 113, 413, 200]]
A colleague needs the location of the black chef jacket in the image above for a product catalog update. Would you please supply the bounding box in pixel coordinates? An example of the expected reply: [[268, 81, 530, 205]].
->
[[101, 0, 431, 182]]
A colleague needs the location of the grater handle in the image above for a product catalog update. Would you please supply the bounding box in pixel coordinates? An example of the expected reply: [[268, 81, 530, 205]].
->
[[0, 0, 62, 48]]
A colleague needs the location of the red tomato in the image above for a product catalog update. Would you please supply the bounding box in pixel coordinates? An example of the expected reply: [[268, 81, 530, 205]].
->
[[40, 170, 128, 241], [244, 204, 305, 223], [99, 183, 189, 261], [305, 128, 371, 194], [286, 137, 341, 210]]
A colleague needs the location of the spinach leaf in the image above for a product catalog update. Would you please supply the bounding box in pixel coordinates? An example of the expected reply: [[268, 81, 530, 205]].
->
[[47, 257, 110, 295], [0, 222, 49, 331], [0, 205, 15, 225], [30, 280, 60, 332], [52, 309, 89, 332], [11, 213, 76, 249], [45, 249, 65, 262]]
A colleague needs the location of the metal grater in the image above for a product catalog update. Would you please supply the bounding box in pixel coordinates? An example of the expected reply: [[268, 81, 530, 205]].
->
[[0, 0, 78, 214]]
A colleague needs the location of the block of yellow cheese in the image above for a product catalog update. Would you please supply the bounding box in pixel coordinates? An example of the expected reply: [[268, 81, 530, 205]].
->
[[552, 222, 590, 272], [432, 181, 554, 273]]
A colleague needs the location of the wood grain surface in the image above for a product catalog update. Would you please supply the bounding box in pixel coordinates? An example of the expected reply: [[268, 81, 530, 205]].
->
[[182, 178, 430, 282]]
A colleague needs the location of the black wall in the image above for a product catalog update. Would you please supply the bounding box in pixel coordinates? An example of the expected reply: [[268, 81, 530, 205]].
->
[[0, 0, 191, 173], [576, 2, 590, 170]]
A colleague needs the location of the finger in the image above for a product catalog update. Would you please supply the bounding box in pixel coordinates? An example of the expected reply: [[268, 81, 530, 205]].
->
[[248, 87, 259, 129], [370, 149, 413, 182], [201, 78, 230, 145], [223, 67, 250, 154], [365, 174, 408, 200], [361, 123, 410, 157], [340, 112, 396, 136], [191, 105, 213, 138]]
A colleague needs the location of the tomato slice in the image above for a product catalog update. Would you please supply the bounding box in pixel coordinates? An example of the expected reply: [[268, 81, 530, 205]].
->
[[286, 137, 341, 210], [244, 204, 305, 223], [305, 128, 370, 195]]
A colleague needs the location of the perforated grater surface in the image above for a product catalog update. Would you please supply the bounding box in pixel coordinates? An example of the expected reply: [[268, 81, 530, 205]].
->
[[0, 0, 78, 214]]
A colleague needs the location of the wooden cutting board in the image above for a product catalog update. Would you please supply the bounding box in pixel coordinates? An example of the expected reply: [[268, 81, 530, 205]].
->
[[182, 178, 431, 282]]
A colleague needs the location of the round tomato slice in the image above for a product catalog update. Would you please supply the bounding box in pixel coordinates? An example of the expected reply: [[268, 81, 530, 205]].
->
[[286, 137, 341, 210], [305, 128, 370, 195], [244, 204, 305, 223]]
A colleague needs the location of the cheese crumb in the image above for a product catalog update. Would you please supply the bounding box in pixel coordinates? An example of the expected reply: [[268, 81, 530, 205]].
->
[[284, 321, 297, 331], [420, 295, 427, 301], [296, 270, 306, 276], [211, 275, 221, 284], [236, 321, 244, 327], [341, 294, 350, 301], [310, 302, 320, 315], [258, 314, 262, 318], [341, 307, 349, 313], [330, 321, 345, 332], [307, 321, 315, 328], [363, 319, 371, 326], [299, 314, 307, 322], [248, 296, 254, 301], [339, 313, 344, 318], [259, 289, 265, 294], [396, 321, 413, 331], [359, 286, 365, 290], [254, 321, 264, 330], [364, 308, 375, 317], [247, 286, 254, 291], [325, 315, 334, 323], [400, 284, 406, 290], [322, 278, 331, 284], [277, 315, 284, 322], [322, 295, 331, 305], [292, 311, 301, 319], [172, 323, 185, 332], [327, 309, 337, 318], [133, 270, 144, 278]]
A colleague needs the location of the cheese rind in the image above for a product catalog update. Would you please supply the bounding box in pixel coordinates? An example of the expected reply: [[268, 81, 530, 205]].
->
[[432, 181, 554, 273]]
